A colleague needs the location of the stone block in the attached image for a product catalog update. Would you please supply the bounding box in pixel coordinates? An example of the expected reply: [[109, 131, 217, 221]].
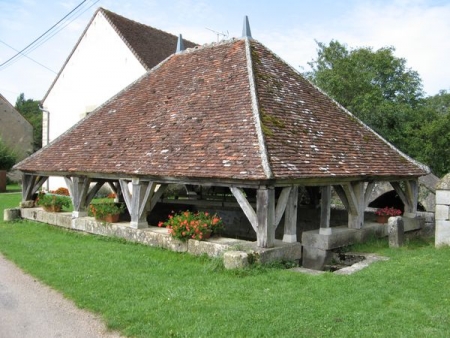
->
[[435, 220, 450, 247], [223, 251, 249, 269], [3, 208, 21, 221], [402, 216, 422, 232], [388, 217, 404, 248], [436, 205, 450, 221], [254, 242, 302, 264], [20, 200, 35, 208], [187, 239, 229, 257], [436, 191, 450, 205], [302, 246, 332, 270]]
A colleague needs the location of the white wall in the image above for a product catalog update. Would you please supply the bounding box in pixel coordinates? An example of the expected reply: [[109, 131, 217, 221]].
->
[[42, 11, 146, 190]]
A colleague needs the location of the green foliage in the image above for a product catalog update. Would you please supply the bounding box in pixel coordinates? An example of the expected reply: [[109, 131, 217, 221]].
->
[[36, 193, 71, 209], [89, 202, 125, 220], [305, 40, 450, 176], [0, 138, 17, 170], [159, 210, 224, 241], [15, 93, 42, 151]]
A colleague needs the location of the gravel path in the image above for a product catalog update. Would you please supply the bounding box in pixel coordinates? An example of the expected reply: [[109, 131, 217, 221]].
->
[[0, 254, 123, 338]]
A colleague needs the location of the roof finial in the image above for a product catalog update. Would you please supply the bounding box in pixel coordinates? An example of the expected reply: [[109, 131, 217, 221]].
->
[[176, 34, 185, 53], [242, 15, 252, 38]]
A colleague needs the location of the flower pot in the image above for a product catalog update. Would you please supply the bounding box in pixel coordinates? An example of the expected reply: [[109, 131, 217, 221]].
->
[[376, 215, 389, 224], [95, 213, 120, 223], [43, 205, 62, 212]]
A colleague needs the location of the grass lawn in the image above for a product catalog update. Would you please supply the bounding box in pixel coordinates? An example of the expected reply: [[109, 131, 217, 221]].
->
[[1, 192, 449, 337]]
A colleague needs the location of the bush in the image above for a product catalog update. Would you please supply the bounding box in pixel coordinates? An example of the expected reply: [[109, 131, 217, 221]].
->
[[36, 193, 71, 209], [0, 139, 17, 171], [158, 210, 223, 241]]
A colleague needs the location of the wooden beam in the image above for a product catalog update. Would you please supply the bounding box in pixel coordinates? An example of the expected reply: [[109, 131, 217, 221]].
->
[[336, 182, 365, 229], [320, 185, 331, 234], [119, 179, 132, 212], [333, 185, 349, 211], [85, 181, 105, 206], [256, 187, 275, 248], [149, 184, 168, 213], [283, 186, 298, 243], [391, 180, 418, 216], [230, 187, 258, 232], [275, 187, 291, 228], [364, 181, 376, 207], [22, 174, 47, 201]]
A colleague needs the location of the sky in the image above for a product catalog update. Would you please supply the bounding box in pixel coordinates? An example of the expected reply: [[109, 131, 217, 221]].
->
[[0, 0, 449, 105]]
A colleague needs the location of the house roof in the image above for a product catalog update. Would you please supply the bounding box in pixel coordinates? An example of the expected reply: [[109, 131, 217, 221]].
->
[[41, 7, 197, 103], [17, 38, 428, 184]]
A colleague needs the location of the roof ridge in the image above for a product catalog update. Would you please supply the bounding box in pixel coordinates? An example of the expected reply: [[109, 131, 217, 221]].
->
[[244, 38, 273, 179], [100, 8, 152, 70]]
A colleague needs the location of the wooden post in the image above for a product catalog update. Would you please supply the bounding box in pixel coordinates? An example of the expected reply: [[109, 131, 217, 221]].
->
[[319, 185, 331, 235], [65, 176, 92, 217], [119, 179, 161, 229], [283, 186, 298, 243], [256, 187, 275, 248]]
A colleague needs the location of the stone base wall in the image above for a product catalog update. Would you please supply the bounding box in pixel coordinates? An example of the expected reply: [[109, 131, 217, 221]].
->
[[19, 208, 302, 266]]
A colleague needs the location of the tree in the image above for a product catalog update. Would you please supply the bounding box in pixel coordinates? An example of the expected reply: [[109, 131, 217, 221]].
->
[[15, 93, 42, 151], [305, 40, 424, 149], [0, 138, 17, 170]]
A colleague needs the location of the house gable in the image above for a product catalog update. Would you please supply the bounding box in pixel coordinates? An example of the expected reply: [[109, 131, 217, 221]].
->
[[0, 94, 33, 160]]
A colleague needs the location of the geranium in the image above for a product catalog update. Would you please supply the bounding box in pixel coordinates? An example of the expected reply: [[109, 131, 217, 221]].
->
[[158, 210, 223, 241], [375, 207, 402, 217]]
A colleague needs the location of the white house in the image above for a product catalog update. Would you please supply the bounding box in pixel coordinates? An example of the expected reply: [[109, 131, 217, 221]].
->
[[41, 7, 196, 190]]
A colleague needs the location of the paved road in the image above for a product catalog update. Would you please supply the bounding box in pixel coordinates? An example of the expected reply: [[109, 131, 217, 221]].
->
[[0, 254, 122, 338]]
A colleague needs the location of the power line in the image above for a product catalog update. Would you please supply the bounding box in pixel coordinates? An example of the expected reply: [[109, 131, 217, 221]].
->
[[0, 39, 57, 74], [0, 0, 91, 70]]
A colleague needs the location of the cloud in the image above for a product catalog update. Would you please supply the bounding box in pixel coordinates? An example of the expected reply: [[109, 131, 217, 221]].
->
[[258, 0, 450, 95]]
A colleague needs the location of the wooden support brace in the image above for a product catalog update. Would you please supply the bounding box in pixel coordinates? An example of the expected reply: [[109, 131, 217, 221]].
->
[[65, 176, 92, 216], [22, 174, 47, 201], [119, 178, 156, 229], [336, 182, 365, 229], [230, 187, 258, 232], [391, 180, 418, 216], [275, 187, 291, 228], [149, 184, 168, 213]]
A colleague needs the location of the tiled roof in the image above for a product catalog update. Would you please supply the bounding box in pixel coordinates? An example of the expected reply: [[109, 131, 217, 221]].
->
[[42, 7, 197, 102], [17, 38, 428, 183], [101, 8, 197, 70]]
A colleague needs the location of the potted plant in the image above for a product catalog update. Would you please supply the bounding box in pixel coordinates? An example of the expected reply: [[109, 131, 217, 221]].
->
[[375, 207, 402, 224], [90, 202, 125, 223], [0, 139, 17, 192], [158, 210, 224, 241], [36, 193, 71, 212]]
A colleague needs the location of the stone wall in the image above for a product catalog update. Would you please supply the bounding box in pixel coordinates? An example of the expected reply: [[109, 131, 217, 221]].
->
[[19, 207, 302, 265], [435, 174, 450, 247], [0, 95, 33, 161]]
